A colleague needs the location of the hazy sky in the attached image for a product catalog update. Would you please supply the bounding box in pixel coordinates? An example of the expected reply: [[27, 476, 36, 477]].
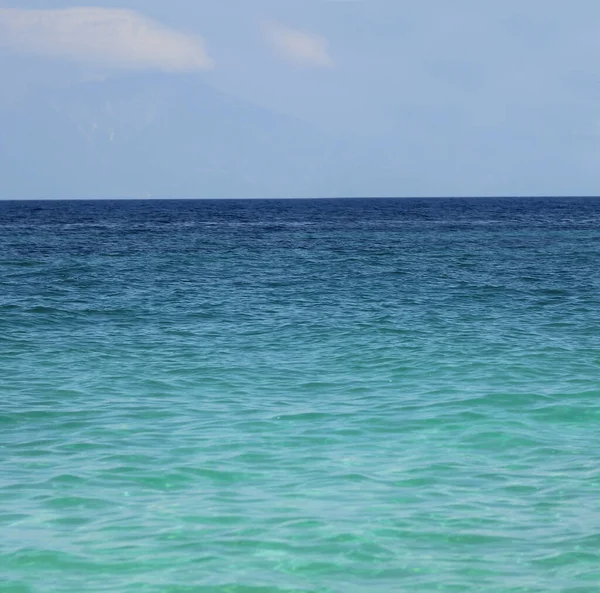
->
[[2, 0, 600, 198]]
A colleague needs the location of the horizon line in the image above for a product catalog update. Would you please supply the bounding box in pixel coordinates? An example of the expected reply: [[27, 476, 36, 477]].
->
[[2, 195, 600, 202]]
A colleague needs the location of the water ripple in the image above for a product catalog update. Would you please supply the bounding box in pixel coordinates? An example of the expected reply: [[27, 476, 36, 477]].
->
[[2, 198, 600, 592]]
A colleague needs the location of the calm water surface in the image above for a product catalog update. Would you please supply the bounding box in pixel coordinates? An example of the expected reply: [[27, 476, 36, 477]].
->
[[1, 198, 600, 592]]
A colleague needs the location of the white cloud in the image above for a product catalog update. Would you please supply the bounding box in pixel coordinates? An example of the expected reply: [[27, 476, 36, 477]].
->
[[267, 23, 333, 67], [0, 7, 213, 72]]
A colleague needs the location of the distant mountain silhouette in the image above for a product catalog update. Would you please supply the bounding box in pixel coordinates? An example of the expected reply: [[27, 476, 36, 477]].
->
[[0, 73, 368, 199]]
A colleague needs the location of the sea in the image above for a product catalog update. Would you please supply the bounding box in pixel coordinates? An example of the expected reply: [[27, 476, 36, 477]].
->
[[1, 197, 600, 593]]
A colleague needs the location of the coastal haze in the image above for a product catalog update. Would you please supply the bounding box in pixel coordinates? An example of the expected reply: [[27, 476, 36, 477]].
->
[[2, 0, 600, 198]]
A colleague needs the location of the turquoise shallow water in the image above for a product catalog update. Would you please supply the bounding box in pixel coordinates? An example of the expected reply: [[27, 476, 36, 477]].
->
[[1, 197, 600, 593]]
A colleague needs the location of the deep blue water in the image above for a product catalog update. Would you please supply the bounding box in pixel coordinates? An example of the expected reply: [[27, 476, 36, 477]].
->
[[1, 197, 600, 593]]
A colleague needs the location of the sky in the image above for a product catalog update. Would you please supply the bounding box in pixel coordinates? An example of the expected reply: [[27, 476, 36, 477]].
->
[[1, 0, 600, 198]]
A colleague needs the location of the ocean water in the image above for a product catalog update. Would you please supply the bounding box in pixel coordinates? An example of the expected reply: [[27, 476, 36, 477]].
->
[[1, 197, 600, 593]]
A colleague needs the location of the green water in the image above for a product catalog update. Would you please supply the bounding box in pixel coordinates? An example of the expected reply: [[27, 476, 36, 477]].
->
[[1, 198, 600, 592]]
